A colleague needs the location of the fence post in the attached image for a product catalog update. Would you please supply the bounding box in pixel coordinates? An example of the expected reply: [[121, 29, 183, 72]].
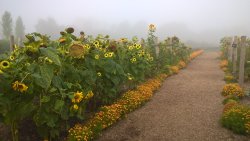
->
[[239, 36, 247, 87], [228, 38, 233, 61], [232, 36, 238, 76], [9, 35, 15, 51]]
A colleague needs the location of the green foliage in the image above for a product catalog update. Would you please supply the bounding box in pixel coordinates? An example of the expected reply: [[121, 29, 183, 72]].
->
[[221, 104, 250, 134], [0, 27, 191, 140]]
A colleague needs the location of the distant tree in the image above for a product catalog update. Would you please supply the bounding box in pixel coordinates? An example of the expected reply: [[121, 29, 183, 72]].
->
[[1, 11, 13, 40], [35, 17, 64, 39], [15, 16, 25, 42]]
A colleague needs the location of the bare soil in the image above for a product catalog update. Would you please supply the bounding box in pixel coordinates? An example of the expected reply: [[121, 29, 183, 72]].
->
[[96, 52, 250, 141]]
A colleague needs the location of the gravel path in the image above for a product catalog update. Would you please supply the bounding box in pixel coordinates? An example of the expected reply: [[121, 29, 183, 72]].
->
[[96, 51, 249, 141]]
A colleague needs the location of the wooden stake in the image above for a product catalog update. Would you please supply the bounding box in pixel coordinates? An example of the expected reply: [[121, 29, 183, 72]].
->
[[232, 36, 238, 76], [239, 36, 247, 86]]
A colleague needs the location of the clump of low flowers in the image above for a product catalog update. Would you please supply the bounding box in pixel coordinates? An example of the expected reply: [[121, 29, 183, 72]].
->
[[170, 66, 179, 74], [221, 83, 244, 98]]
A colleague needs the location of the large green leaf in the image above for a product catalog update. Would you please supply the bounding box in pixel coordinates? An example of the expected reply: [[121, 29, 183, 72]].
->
[[54, 99, 64, 111], [40, 47, 61, 66], [35, 65, 54, 90]]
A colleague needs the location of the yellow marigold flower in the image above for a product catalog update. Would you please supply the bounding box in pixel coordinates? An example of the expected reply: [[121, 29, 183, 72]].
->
[[9, 55, 15, 61], [95, 55, 100, 60], [85, 91, 94, 100], [97, 72, 102, 77], [12, 81, 28, 93], [0, 60, 10, 69], [104, 53, 109, 58], [73, 104, 79, 110], [72, 91, 84, 103]]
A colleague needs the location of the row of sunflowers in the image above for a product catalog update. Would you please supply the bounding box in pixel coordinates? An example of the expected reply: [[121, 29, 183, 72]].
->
[[219, 49, 250, 135], [0, 25, 194, 141], [68, 50, 203, 141]]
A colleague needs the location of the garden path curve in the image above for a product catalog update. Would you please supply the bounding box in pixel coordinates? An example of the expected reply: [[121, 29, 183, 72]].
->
[[96, 51, 249, 141]]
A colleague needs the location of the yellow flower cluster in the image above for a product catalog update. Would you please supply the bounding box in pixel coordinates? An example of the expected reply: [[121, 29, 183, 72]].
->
[[170, 66, 179, 74], [68, 74, 167, 141], [222, 103, 250, 134], [221, 83, 244, 98], [71, 91, 94, 110], [178, 61, 186, 69], [12, 81, 28, 93], [190, 50, 204, 60]]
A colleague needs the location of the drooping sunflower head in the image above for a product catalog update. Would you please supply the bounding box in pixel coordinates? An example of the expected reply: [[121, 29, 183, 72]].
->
[[0, 60, 10, 69], [12, 81, 28, 93], [69, 44, 85, 58], [149, 24, 156, 32], [66, 27, 74, 34]]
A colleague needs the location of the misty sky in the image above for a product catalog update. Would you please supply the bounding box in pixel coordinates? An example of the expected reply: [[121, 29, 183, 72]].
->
[[0, 0, 250, 47]]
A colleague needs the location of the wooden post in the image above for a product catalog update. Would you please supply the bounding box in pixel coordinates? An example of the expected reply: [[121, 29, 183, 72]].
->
[[9, 35, 15, 51], [232, 36, 238, 76], [239, 36, 247, 87], [228, 38, 233, 61]]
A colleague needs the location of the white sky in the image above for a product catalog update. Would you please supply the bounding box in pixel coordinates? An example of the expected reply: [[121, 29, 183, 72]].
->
[[0, 0, 250, 46]]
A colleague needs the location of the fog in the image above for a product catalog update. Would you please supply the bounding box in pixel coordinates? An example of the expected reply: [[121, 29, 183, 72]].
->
[[1, 0, 250, 47]]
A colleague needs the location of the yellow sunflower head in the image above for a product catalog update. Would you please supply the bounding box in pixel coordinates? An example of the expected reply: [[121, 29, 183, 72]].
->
[[12, 81, 28, 93], [72, 91, 84, 103], [95, 55, 100, 60], [9, 55, 15, 61], [73, 104, 79, 110], [104, 53, 109, 58], [0, 60, 10, 69], [97, 72, 102, 77], [108, 52, 113, 57]]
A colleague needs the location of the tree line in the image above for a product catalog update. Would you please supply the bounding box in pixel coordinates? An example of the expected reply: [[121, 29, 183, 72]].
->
[[0, 11, 25, 53]]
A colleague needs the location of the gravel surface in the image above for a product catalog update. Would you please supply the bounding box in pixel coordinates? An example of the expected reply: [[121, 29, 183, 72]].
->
[[96, 52, 250, 141]]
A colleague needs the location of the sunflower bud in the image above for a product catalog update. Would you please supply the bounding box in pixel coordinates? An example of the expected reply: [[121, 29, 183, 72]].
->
[[66, 27, 74, 34]]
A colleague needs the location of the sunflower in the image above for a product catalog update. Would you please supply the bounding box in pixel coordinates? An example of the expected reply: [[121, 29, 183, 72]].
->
[[149, 24, 156, 31], [85, 91, 94, 100], [0, 60, 10, 69], [130, 58, 137, 63], [104, 53, 109, 58], [119, 38, 128, 43], [136, 44, 142, 49], [12, 81, 28, 93], [73, 104, 79, 110], [69, 44, 85, 58], [72, 91, 84, 103], [97, 72, 102, 77], [9, 55, 15, 61], [128, 46, 133, 50], [84, 44, 90, 49], [108, 52, 113, 57], [94, 41, 100, 48], [95, 55, 100, 60]]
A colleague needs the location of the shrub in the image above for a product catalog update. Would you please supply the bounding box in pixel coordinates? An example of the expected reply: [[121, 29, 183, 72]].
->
[[221, 104, 250, 134], [222, 95, 240, 105], [221, 83, 244, 98], [224, 74, 236, 83]]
